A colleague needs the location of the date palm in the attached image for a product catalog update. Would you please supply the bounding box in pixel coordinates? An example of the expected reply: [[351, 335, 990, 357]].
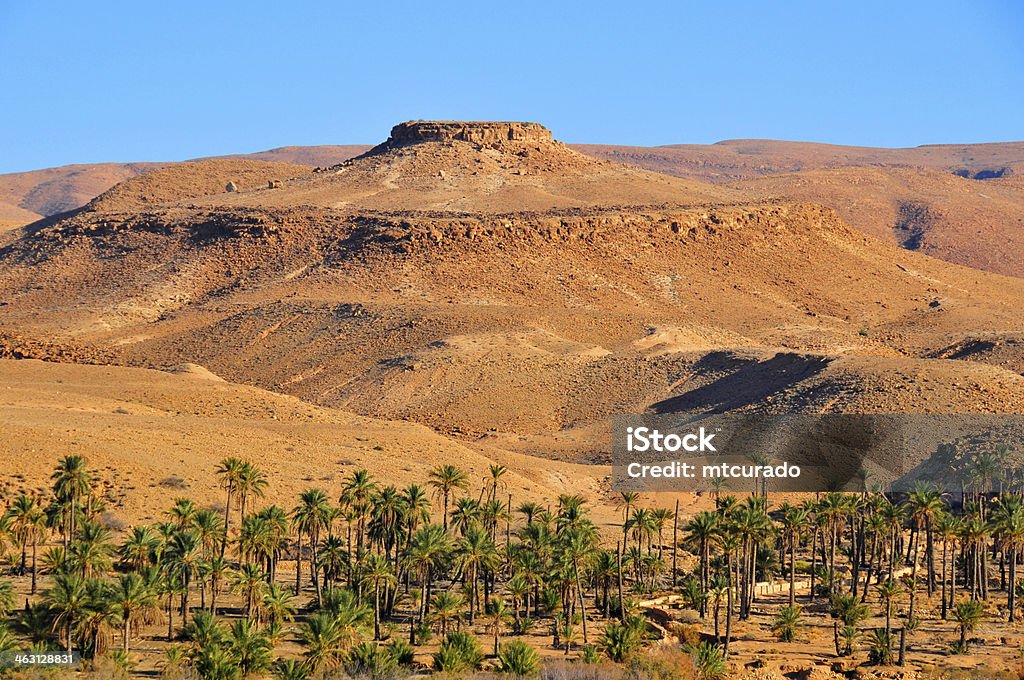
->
[[215, 456, 245, 559], [992, 495, 1024, 620], [779, 503, 808, 607], [233, 562, 268, 623], [301, 612, 345, 670], [6, 494, 47, 594], [429, 465, 468, 532], [430, 591, 464, 637], [292, 488, 332, 600], [450, 497, 481, 536], [406, 524, 452, 628], [953, 598, 985, 653], [486, 596, 513, 656], [262, 582, 297, 628], [360, 553, 397, 640], [120, 526, 159, 572], [111, 572, 157, 653], [45, 571, 89, 654], [456, 525, 498, 622], [69, 521, 114, 579], [230, 617, 273, 676], [167, 498, 198, 529], [487, 464, 508, 504], [685, 510, 721, 615], [51, 455, 91, 550], [342, 469, 377, 554], [876, 578, 901, 663], [166, 530, 203, 618]]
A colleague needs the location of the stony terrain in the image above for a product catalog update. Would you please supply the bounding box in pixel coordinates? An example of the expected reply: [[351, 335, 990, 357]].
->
[[2, 122, 1023, 471], [6, 135, 1024, 278]]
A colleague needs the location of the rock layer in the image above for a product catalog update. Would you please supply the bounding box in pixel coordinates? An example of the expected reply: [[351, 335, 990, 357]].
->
[[383, 121, 553, 149]]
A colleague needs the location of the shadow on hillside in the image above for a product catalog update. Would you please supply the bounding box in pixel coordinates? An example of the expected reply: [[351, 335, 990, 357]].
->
[[651, 352, 831, 414]]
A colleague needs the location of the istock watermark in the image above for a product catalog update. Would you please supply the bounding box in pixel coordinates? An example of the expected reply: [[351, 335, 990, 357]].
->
[[612, 414, 1024, 494]]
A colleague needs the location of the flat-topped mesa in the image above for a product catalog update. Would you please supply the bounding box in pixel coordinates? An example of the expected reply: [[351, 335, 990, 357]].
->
[[385, 121, 554, 148]]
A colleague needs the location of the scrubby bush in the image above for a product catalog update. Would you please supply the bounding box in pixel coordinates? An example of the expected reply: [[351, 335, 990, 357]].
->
[[433, 631, 484, 673], [347, 642, 399, 679], [498, 639, 541, 676]]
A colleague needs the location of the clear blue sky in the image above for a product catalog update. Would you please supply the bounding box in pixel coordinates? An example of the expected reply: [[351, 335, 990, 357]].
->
[[1, 1, 1022, 173]]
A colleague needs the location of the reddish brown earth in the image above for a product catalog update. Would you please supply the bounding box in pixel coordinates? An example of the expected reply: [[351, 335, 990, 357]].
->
[[2, 121, 1023, 470], [5, 136, 1024, 277]]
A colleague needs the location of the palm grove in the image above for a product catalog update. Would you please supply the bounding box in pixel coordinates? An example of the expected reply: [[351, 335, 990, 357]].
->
[[0, 453, 1021, 677]]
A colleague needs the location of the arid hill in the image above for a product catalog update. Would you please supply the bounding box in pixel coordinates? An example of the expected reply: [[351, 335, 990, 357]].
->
[[581, 140, 1024, 277], [0, 359, 612, 524], [5, 135, 1024, 277], [2, 121, 1023, 466]]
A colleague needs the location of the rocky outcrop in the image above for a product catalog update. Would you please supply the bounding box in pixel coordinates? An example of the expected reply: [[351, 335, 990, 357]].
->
[[383, 121, 553, 149]]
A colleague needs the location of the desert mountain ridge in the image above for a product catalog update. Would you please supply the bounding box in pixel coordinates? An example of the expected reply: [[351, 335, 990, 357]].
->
[[2, 129, 1022, 277], [2, 121, 1024, 464]]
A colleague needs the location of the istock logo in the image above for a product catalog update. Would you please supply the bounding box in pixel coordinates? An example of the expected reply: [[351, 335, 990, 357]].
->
[[625, 426, 717, 453]]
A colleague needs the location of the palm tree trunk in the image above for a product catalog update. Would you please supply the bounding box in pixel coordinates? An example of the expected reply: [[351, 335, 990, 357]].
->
[[616, 542, 624, 622], [724, 552, 733, 659], [295, 533, 303, 594], [941, 538, 948, 620], [789, 533, 796, 607], [1009, 546, 1017, 622], [220, 487, 232, 560], [574, 558, 588, 644], [30, 538, 38, 595], [374, 584, 382, 640], [672, 499, 679, 587]]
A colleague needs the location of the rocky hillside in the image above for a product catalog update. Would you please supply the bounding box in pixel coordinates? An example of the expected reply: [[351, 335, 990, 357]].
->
[[2, 122, 1023, 461]]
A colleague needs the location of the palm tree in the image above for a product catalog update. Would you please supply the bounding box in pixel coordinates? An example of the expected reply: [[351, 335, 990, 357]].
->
[[429, 465, 469, 532], [360, 553, 397, 640], [650, 507, 674, 559], [456, 525, 498, 622], [237, 462, 269, 521], [292, 488, 332, 600], [342, 469, 377, 553], [111, 572, 158, 653], [166, 530, 203, 618], [120, 526, 159, 572], [619, 492, 639, 552], [487, 465, 508, 504], [486, 596, 514, 656], [562, 522, 598, 644], [167, 498, 198, 529], [779, 503, 808, 607], [904, 482, 945, 612], [771, 605, 802, 642], [205, 555, 232, 615], [830, 593, 870, 656], [953, 599, 985, 653], [406, 523, 452, 636], [875, 579, 901, 664], [215, 457, 245, 558], [193, 509, 226, 560], [45, 571, 89, 654], [451, 497, 481, 536], [517, 501, 542, 526], [992, 495, 1024, 621], [5, 494, 47, 594], [230, 618, 273, 676], [51, 455, 91, 550], [685, 510, 720, 615], [430, 591, 464, 637], [263, 582, 297, 628], [233, 563, 269, 623]]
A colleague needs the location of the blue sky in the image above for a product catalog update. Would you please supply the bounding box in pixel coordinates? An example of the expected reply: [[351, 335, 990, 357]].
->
[[1, 1, 1022, 173]]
